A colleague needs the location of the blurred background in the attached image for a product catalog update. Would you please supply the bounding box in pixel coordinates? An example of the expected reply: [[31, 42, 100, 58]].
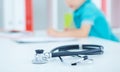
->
[[0, 0, 120, 38]]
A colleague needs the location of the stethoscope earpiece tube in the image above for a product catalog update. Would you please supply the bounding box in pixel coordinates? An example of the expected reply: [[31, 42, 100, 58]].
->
[[51, 44, 104, 57], [51, 45, 79, 52]]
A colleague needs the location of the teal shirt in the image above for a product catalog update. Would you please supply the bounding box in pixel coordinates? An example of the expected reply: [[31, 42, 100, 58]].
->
[[73, 1, 119, 42]]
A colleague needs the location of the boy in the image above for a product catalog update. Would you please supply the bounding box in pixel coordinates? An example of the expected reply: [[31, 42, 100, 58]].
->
[[48, 0, 119, 42]]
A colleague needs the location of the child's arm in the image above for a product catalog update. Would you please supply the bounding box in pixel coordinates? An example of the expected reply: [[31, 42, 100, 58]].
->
[[47, 24, 92, 38], [64, 28, 76, 32]]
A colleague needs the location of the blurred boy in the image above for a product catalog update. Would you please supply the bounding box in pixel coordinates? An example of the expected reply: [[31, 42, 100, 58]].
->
[[48, 0, 119, 42]]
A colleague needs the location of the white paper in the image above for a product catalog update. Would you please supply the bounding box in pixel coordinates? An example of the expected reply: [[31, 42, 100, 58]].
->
[[15, 36, 77, 43], [0, 32, 32, 39]]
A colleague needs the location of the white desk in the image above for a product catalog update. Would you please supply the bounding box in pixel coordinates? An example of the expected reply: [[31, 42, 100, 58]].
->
[[0, 33, 120, 72]]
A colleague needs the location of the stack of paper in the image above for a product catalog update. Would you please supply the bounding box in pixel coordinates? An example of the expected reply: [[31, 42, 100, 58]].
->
[[15, 36, 77, 43]]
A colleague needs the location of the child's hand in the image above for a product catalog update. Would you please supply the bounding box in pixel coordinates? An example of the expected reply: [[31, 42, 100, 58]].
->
[[47, 28, 58, 37]]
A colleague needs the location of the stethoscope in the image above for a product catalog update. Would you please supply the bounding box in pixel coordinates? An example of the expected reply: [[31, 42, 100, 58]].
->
[[32, 44, 104, 66]]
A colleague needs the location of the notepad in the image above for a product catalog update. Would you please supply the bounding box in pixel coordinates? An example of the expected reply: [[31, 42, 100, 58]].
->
[[15, 36, 77, 43]]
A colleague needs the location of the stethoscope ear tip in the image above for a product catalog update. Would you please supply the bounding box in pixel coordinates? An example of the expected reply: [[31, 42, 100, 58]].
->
[[71, 63, 77, 66]]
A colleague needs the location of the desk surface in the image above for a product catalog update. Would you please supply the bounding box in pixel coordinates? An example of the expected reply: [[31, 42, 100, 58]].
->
[[0, 33, 120, 72]]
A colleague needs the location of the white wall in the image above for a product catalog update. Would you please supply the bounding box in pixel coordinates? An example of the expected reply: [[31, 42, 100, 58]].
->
[[0, 0, 3, 28], [51, 0, 58, 29], [107, 0, 112, 26], [111, 0, 120, 28], [33, 0, 48, 30]]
